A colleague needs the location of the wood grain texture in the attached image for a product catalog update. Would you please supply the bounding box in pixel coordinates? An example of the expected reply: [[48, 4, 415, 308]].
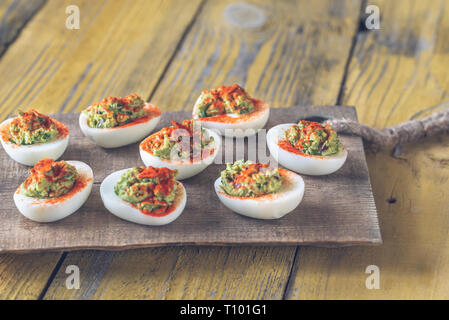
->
[[0, 106, 380, 253], [0, 0, 46, 56], [0, 0, 202, 299], [0, 252, 61, 300], [42, 0, 363, 299], [151, 0, 362, 109], [0, 0, 203, 120], [286, 0, 449, 299], [44, 247, 296, 299]]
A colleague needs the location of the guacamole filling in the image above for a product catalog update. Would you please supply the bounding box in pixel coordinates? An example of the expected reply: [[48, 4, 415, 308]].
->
[[194, 84, 255, 118], [7, 110, 62, 145], [19, 159, 79, 198], [284, 120, 343, 156], [220, 160, 282, 197], [142, 120, 214, 161], [83, 93, 146, 128], [114, 166, 178, 214]]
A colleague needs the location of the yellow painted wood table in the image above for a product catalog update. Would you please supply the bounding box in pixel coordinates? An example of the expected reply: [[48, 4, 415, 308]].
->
[[0, 0, 448, 299]]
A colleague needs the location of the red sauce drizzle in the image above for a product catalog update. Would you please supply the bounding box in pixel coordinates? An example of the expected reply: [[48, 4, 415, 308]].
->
[[137, 166, 175, 197], [109, 104, 162, 129], [197, 98, 267, 123], [278, 139, 326, 159]]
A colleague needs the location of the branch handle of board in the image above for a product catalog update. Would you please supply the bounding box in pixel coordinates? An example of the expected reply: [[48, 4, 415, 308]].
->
[[324, 109, 449, 154]]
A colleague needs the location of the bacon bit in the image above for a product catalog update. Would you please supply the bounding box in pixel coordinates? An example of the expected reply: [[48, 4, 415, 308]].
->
[[234, 163, 270, 185], [200, 89, 226, 115], [138, 166, 175, 180], [287, 120, 334, 154], [15, 110, 53, 130], [29, 175, 91, 205], [221, 169, 291, 201], [0, 123, 8, 143], [137, 166, 176, 197], [54, 118, 69, 137], [131, 182, 183, 217], [219, 84, 247, 110], [170, 120, 192, 135], [93, 95, 132, 112], [24, 159, 76, 190], [108, 105, 162, 129], [197, 99, 267, 123], [32, 158, 54, 174], [199, 84, 251, 116]]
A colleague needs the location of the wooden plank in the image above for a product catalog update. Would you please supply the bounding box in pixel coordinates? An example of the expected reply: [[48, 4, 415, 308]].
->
[[0, 252, 61, 300], [0, 106, 380, 252], [0, 0, 203, 119], [44, 247, 296, 299], [0, 0, 202, 299], [0, 0, 46, 56], [43, 0, 362, 299], [286, 0, 449, 299]]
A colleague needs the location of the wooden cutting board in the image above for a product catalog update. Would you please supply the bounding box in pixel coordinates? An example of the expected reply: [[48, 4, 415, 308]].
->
[[0, 106, 381, 253]]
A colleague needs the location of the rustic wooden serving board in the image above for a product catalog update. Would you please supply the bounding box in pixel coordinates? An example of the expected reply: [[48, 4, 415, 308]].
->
[[0, 106, 381, 253]]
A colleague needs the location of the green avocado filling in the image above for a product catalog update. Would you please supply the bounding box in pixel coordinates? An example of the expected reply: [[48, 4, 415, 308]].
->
[[142, 120, 214, 161], [20, 159, 79, 198], [114, 166, 178, 214], [220, 160, 282, 197], [83, 93, 146, 128], [285, 120, 343, 156], [193, 84, 255, 118], [8, 110, 61, 145]]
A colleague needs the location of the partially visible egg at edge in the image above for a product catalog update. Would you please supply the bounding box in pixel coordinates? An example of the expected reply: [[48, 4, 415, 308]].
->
[[192, 99, 269, 137], [266, 123, 348, 176], [79, 103, 162, 148], [13, 160, 93, 223], [214, 168, 305, 220], [0, 118, 69, 166], [100, 168, 186, 226]]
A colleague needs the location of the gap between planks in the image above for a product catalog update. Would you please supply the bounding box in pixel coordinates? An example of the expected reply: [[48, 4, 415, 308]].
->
[[146, 0, 207, 103], [336, 0, 367, 105], [0, 0, 47, 58]]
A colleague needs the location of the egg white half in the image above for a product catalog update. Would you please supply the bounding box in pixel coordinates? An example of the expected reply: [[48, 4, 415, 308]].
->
[[139, 128, 221, 180], [192, 99, 269, 137], [267, 123, 348, 176], [214, 168, 304, 219], [13, 161, 93, 222], [79, 103, 161, 148], [0, 118, 69, 166], [100, 168, 186, 226]]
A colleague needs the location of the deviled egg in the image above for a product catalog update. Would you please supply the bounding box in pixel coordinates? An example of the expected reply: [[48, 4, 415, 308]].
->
[[0, 110, 69, 166], [139, 120, 220, 180], [267, 120, 347, 175], [192, 84, 269, 137], [14, 158, 93, 222], [214, 160, 304, 219], [79, 93, 161, 148], [100, 166, 186, 226]]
